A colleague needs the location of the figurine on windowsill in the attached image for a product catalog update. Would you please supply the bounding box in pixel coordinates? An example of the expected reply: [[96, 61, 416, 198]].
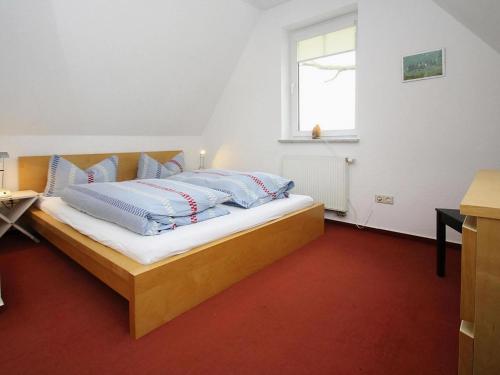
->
[[312, 124, 321, 139]]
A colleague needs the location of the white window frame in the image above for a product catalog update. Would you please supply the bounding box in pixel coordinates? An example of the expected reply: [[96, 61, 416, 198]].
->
[[289, 13, 358, 139]]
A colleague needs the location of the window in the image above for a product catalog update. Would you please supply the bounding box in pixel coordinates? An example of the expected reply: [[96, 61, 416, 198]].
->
[[290, 14, 357, 138]]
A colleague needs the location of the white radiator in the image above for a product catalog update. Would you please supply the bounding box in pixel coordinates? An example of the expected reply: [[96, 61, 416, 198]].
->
[[281, 155, 349, 212]]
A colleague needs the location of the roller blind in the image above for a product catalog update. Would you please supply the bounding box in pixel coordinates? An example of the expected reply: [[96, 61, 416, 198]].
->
[[297, 25, 356, 62]]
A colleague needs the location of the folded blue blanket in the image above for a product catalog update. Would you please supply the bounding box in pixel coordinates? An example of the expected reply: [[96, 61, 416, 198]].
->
[[61, 179, 230, 235], [168, 170, 295, 208]]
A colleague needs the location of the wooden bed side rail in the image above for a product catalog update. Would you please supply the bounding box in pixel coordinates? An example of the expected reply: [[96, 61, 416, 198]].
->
[[28, 209, 136, 300], [27, 203, 324, 339], [130, 203, 325, 338]]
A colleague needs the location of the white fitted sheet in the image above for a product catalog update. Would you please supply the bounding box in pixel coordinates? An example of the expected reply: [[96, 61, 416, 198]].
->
[[38, 195, 314, 265]]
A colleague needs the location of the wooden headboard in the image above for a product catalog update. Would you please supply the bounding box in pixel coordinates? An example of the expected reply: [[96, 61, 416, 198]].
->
[[18, 150, 182, 192]]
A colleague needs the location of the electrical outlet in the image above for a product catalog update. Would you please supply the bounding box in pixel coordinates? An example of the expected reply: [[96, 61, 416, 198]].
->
[[375, 195, 394, 205]]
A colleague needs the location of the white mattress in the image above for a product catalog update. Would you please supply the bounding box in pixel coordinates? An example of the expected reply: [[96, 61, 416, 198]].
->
[[38, 195, 314, 265]]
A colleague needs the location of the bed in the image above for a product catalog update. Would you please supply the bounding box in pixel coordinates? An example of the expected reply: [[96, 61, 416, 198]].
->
[[18, 151, 325, 339]]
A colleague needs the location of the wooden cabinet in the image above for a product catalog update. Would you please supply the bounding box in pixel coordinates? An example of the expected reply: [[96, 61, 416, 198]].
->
[[460, 216, 476, 323], [459, 170, 500, 374], [459, 321, 474, 375]]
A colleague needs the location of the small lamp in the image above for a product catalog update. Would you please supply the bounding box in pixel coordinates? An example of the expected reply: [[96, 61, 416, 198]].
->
[[199, 149, 206, 169], [0, 152, 11, 198]]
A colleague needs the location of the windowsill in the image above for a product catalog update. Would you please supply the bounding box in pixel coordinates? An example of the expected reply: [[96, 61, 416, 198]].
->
[[278, 136, 360, 144]]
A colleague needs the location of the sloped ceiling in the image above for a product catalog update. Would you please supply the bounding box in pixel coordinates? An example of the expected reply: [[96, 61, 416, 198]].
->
[[241, 0, 291, 10], [0, 0, 258, 135], [433, 0, 500, 54]]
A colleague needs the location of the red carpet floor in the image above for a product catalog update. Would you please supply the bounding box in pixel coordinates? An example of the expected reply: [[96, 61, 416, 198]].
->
[[0, 222, 460, 375]]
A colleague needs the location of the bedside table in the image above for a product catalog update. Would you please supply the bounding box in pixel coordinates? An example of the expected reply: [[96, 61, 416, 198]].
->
[[0, 190, 39, 243], [0, 190, 39, 307]]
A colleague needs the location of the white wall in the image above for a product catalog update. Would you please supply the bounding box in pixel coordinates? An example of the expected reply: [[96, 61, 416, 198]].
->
[[203, 0, 500, 241], [1, 135, 202, 191], [0, 0, 258, 135], [0, 0, 253, 191]]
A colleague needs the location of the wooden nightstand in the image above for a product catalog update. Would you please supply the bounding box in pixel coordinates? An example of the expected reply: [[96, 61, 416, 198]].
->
[[0, 190, 39, 307], [0, 190, 39, 242]]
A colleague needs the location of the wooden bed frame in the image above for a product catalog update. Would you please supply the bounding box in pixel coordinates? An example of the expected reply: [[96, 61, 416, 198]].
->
[[18, 151, 325, 339]]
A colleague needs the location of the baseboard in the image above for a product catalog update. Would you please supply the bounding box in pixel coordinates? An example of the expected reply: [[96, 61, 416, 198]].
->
[[325, 219, 461, 249]]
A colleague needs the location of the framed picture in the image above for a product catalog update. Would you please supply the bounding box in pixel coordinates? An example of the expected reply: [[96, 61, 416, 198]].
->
[[402, 48, 445, 82]]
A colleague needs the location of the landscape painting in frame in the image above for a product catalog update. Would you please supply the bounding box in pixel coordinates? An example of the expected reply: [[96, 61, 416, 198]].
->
[[402, 49, 445, 82]]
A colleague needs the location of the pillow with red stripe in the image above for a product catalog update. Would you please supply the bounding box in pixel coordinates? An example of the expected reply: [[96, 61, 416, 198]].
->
[[44, 155, 118, 197], [136, 152, 185, 179], [168, 169, 295, 208]]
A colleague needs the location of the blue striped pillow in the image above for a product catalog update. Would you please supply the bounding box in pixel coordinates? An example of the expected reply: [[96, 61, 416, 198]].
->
[[44, 155, 118, 197], [136, 152, 185, 179], [168, 170, 295, 208]]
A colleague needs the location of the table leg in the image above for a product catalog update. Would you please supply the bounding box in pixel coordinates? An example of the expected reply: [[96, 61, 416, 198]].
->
[[436, 211, 446, 277], [12, 223, 39, 243], [0, 275, 4, 307]]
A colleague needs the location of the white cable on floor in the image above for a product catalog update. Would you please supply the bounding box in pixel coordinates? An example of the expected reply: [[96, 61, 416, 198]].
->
[[348, 198, 374, 229]]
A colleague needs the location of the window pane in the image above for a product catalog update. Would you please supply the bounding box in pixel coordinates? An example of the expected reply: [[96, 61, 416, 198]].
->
[[298, 50, 355, 132]]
